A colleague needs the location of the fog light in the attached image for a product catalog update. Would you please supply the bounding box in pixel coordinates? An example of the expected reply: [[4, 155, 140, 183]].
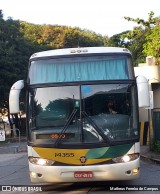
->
[[133, 168, 139, 174], [30, 172, 37, 178], [30, 172, 42, 178]]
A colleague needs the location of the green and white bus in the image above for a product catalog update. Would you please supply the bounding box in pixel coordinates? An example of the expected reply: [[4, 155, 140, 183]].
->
[[9, 47, 149, 182]]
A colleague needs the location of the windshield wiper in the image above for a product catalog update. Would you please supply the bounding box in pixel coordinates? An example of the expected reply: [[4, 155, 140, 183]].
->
[[54, 109, 77, 147], [82, 111, 110, 145]]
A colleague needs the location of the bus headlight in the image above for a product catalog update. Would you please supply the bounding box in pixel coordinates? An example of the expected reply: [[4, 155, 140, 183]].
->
[[112, 154, 139, 163], [122, 155, 130, 162], [28, 157, 55, 166]]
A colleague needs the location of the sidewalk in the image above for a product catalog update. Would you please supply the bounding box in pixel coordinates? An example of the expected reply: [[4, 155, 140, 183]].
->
[[0, 137, 27, 154], [140, 145, 160, 164]]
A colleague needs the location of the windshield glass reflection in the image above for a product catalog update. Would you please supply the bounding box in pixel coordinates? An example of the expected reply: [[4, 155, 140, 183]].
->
[[28, 84, 138, 145]]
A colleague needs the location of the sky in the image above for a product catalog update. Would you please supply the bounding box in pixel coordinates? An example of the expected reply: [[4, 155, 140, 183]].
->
[[0, 0, 160, 37]]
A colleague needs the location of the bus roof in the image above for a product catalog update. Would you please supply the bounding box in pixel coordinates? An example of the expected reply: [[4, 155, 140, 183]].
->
[[30, 47, 131, 59]]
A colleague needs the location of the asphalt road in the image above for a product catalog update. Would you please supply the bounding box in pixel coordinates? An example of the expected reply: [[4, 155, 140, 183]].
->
[[0, 153, 160, 194]]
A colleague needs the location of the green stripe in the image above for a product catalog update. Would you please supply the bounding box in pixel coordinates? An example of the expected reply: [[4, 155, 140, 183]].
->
[[86, 144, 133, 159], [85, 147, 109, 159]]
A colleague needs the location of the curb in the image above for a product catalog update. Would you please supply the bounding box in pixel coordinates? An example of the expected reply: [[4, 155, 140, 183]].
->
[[140, 155, 160, 165]]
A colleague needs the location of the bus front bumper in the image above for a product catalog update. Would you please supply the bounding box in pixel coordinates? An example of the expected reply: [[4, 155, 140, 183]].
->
[[29, 157, 140, 183]]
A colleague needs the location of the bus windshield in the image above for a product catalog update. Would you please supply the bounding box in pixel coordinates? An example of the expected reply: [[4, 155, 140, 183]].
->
[[28, 83, 138, 145]]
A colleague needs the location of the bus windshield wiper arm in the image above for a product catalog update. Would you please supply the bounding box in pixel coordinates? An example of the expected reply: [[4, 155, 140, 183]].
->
[[82, 111, 110, 144], [55, 109, 77, 147]]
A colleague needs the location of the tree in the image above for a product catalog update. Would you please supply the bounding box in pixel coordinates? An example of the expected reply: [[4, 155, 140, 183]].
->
[[143, 25, 160, 64], [0, 13, 41, 109], [123, 11, 158, 65], [0, 10, 3, 20], [20, 22, 105, 49], [107, 31, 129, 47], [141, 12, 160, 64], [124, 11, 157, 31]]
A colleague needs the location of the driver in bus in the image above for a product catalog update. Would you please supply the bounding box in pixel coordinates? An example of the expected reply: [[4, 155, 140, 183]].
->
[[107, 100, 117, 114]]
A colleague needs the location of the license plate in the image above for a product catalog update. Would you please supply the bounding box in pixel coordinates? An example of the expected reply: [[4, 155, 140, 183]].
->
[[74, 171, 93, 178]]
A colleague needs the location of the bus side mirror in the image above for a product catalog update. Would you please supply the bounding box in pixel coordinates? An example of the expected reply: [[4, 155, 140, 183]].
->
[[136, 75, 150, 108], [9, 80, 24, 114]]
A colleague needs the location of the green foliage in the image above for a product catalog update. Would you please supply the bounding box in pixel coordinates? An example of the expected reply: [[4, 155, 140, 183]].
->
[[143, 26, 160, 64], [150, 139, 160, 153], [0, 15, 44, 109], [123, 27, 147, 65], [0, 10, 3, 20], [107, 31, 129, 47], [20, 23, 105, 48], [123, 11, 159, 65], [124, 11, 157, 30]]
